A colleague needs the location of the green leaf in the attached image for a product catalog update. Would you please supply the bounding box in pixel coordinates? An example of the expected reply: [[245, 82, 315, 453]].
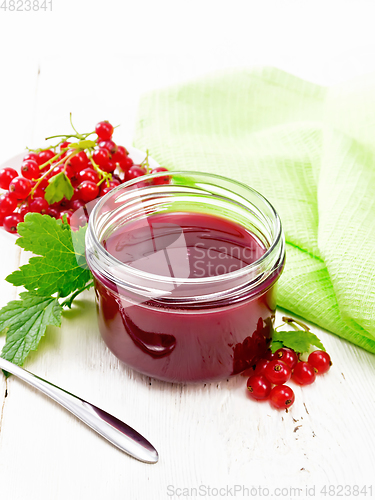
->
[[0, 291, 62, 366], [69, 140, 96, 150], [45, 172, 74, 204], [6, 213, 91, 298], [270, 340, 284, 353], [271, 330, 326, 353]]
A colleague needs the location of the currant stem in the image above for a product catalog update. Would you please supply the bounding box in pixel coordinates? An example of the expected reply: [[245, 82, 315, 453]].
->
[[88, 153, 112, 186], [61, 280, 94, 308], [70, 112, 82, 138], [30, 151, 76, 198], [281, 316, 310, 332]]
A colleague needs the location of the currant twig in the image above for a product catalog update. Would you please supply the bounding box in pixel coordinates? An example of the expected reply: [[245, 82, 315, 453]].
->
[[30, 151, 77, 198], [281, 316, 310, 332]]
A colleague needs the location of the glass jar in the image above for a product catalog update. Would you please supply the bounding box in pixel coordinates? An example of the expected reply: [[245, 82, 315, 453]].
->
[[86, 171, 285, 383]]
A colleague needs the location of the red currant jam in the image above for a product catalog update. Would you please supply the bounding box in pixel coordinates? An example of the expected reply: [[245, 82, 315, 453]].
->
[[93, 211, 281, 382]]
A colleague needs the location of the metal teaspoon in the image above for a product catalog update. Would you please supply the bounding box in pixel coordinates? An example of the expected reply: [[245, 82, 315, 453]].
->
[[0, 357, 158, 464]]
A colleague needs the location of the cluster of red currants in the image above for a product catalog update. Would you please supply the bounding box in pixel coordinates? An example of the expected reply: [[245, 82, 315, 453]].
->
[[0, 120, 168, 233], [246, 348, 332, 410]]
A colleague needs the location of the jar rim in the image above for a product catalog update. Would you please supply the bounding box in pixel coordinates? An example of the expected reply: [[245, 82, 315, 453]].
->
[[86, 171, 285, 303]]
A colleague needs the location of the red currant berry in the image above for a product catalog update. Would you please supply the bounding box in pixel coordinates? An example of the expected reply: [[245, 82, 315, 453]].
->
[[60, 141, 71, 150], [101, 160, 116, 173], [9, 177, 31, 200], [59, 209, 73, 225], [118, 156, 134, 172], [93, 148, 110, 168], [33, 186, 45, 199], [270, 385, 295, 410], [29, 197, 49, 214], [37, 149, 55, 166], [0, 167, 18, 190], [126, 165, 146, 181], [0, 192, 18, 216], [112, 145, 128, 163], [95, 121, 114, 140], [246, 375, 272, 400], [275, 347, 298, 369], [252, 359, 270, 376], [19, 202, 30, 219], [151, 166, 170, 185], [70, 199, 85, 212], [50, 164, 74, 180], [23, 152, 38, 163], [99, 179, 121, 197], [68, 152, 86, 173], [77, 181, 99, 202], [308, 351, 332, 375], [77, 168, 100, 184], [3, 213, 23, 233], [264, 359, 291, 385], [47, 206, 60, 219], [264, 349, 277, 361], [98, 139, 117, 156], [21, 160, 40, 180], [292, 361, 316, 385]]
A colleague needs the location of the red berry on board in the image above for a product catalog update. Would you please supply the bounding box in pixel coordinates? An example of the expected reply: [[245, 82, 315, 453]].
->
[[292, 361, 316, 385], [275, 347, 299, 370], [264, 349, 277, 361], [246, 375, 272, 400], [3, 213, 23, 233], [95, 121, 114, 140], [21, 160, 40, 180], [125, 165, 146, 181], [0, 167, 18, 190], [9, 176, 31, 200], [98, 139, 117, 156], [269, 385, 295, 410], [252, 359, 270, 376], [112, 145, 128, 163], [29, 197, 49, 214], [308, 351, 332, 375], [264, 359, 291, 385], [0, 192, 18, 216], [93, 148, 110, 168], [77, 168, 100, 184], [118, 156, 134, 172], [77, 181, 99, 202]]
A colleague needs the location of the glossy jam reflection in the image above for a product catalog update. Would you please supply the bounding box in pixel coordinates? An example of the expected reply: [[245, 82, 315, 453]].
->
[[95, 212, 277, 382]]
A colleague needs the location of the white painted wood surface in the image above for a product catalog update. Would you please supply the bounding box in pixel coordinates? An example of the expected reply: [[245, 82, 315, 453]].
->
[[1, 5, 375, 496]]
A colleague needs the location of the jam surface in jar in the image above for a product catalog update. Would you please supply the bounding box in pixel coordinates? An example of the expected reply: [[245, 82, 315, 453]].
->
[[95, 211, 277, 382]]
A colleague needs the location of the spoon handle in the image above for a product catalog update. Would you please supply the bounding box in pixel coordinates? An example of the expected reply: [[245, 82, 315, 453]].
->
[[0, 357, 158, 464]]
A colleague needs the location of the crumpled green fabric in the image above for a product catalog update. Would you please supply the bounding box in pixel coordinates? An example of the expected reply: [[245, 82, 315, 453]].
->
[[133, 66, 375, 353]]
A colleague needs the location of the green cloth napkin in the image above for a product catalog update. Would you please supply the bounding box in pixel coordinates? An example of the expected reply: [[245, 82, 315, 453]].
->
[[133, 66, 375, 354]]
